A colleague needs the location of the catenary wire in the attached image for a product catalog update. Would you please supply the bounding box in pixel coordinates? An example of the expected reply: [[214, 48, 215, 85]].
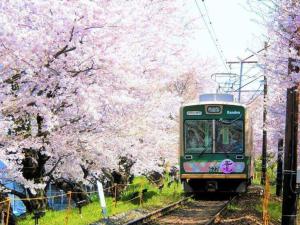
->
[[201, 0, 226, 58], [194, 0, 230, 73]]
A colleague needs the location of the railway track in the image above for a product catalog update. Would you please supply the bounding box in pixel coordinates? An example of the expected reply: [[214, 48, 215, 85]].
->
[[125, 195, 236, 225]]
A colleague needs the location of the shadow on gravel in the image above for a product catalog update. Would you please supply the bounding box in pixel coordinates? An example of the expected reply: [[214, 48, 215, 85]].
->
[[192, 192, 237, 201]]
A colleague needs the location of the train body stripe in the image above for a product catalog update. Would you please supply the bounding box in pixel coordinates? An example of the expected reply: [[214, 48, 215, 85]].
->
[[180, 174, 247, 179]]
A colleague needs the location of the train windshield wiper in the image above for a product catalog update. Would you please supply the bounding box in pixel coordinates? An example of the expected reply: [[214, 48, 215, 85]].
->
[[219, 115, 242, 124], [198, 146, 211, 156]]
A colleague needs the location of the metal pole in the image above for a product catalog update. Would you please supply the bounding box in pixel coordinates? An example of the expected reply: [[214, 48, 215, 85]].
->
[[276, 138, 283, 196], [238, 62, 243, 102], [281, 83, 298, 225], [261, 74, 267, 185], [260, 41, 269, 185], [35, 216, 38, 225]]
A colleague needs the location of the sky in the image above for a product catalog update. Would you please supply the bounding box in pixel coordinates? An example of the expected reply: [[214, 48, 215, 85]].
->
[[188, 0, 267, 101], [189, 0, 266, 64]]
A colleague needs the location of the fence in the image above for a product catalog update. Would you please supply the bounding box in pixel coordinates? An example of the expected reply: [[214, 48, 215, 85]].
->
[[0, 178, 178, 225], [0, 198, 10, 225]]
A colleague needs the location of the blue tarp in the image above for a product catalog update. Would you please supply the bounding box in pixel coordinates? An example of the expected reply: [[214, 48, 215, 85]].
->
[[0, 160, 27, 216]]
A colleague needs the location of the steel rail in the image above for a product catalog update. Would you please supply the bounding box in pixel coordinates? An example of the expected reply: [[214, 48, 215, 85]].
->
[[125, 194, 238, 225], [124, 196, 192, 225], [204, 195, 238, 225]]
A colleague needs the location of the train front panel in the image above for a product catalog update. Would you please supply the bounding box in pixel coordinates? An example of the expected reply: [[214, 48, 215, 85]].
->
[[179, 103, 251, 193]]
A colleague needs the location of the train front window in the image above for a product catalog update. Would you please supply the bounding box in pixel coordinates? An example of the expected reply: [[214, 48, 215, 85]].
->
[[185, 120, 213, 153], [215, 120, 243, 153]]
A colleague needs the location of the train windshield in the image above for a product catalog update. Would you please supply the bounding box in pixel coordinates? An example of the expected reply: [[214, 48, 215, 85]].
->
[[185, 120, 213, 153], [215, 120, 243, 153], [184, 119, 243, 153]]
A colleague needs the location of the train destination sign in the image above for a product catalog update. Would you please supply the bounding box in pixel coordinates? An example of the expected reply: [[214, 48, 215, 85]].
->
[[186, 111, 202, 116]]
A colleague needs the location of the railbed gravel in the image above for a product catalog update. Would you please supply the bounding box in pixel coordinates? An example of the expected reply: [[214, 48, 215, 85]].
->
[[91, 208, 151, 225], [146, 199, 227, 225]]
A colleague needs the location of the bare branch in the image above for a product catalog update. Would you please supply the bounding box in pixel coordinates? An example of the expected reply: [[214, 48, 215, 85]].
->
[[69, 26, 75, 42]]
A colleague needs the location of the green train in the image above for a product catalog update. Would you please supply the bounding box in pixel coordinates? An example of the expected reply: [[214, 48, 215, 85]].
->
[[179, 94, 253, 193]]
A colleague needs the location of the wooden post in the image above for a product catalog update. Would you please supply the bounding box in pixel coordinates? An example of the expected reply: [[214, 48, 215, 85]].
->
[[65, 192, 72, 225], [114, 184, 117, 208], [5, 198, 10, 225], [139, 192, 143, 206], [139, 181, 144, 206], [276, 139, 284, 196], [263, 176, 270, 225], [281, 83, 299, 225]]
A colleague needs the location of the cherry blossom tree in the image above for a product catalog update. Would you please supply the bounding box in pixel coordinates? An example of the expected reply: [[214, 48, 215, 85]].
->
[[264, 0, 300, 153], [0, 0, 216, 212], [246, 0, 300, 157]]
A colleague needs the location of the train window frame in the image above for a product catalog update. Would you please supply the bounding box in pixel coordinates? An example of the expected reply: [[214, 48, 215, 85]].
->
[[184, 119, 245, 154], [215, 119, 244, 154]]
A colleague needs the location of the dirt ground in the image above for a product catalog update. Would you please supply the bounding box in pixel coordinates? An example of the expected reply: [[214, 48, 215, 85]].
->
[[214, 185, 280, 225]]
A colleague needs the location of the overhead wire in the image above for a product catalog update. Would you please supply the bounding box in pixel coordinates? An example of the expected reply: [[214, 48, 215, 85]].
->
[[246, 82, 264, 105], [202, 0, 241, 91], [246, 91, 263, 105], [233, 74, 263, 92], [202, 0, 230, 73], [241, 65, 258, 78], [194, 0, 230, 73], [201, 0, 221, 49], [231, 66, 261, 87], [196, 0, 265, 95]]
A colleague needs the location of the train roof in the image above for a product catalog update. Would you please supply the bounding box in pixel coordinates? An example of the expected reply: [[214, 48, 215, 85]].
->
[[180, 94, 246, 109], [180, 101, 246, 108]]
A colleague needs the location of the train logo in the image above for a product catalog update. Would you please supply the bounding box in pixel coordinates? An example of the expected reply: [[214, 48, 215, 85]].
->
[[220, 159, 235, 174]]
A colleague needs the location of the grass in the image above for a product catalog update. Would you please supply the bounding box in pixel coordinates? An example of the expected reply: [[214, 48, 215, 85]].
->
[[253, 171, 282, 223], [18, 177, 183, 225], [268, 201, 281, 221], [255, 200, 281, 222], [227, 202, 241, 212]]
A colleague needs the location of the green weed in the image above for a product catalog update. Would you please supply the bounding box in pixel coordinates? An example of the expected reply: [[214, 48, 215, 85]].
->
[[18, 177, 183, 225]]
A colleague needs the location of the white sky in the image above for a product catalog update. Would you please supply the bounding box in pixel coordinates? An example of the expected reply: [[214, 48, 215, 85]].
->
[[189, 0, 266, 66], [188, 0, 267, 100]]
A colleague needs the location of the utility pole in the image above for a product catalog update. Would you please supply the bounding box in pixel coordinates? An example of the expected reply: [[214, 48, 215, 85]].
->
[[261, 42, 268, 185], [276, 138, 283, 196], [281, 4, 299, 220], [281, 82, 299, 225], [261, 72, 268, 185]]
